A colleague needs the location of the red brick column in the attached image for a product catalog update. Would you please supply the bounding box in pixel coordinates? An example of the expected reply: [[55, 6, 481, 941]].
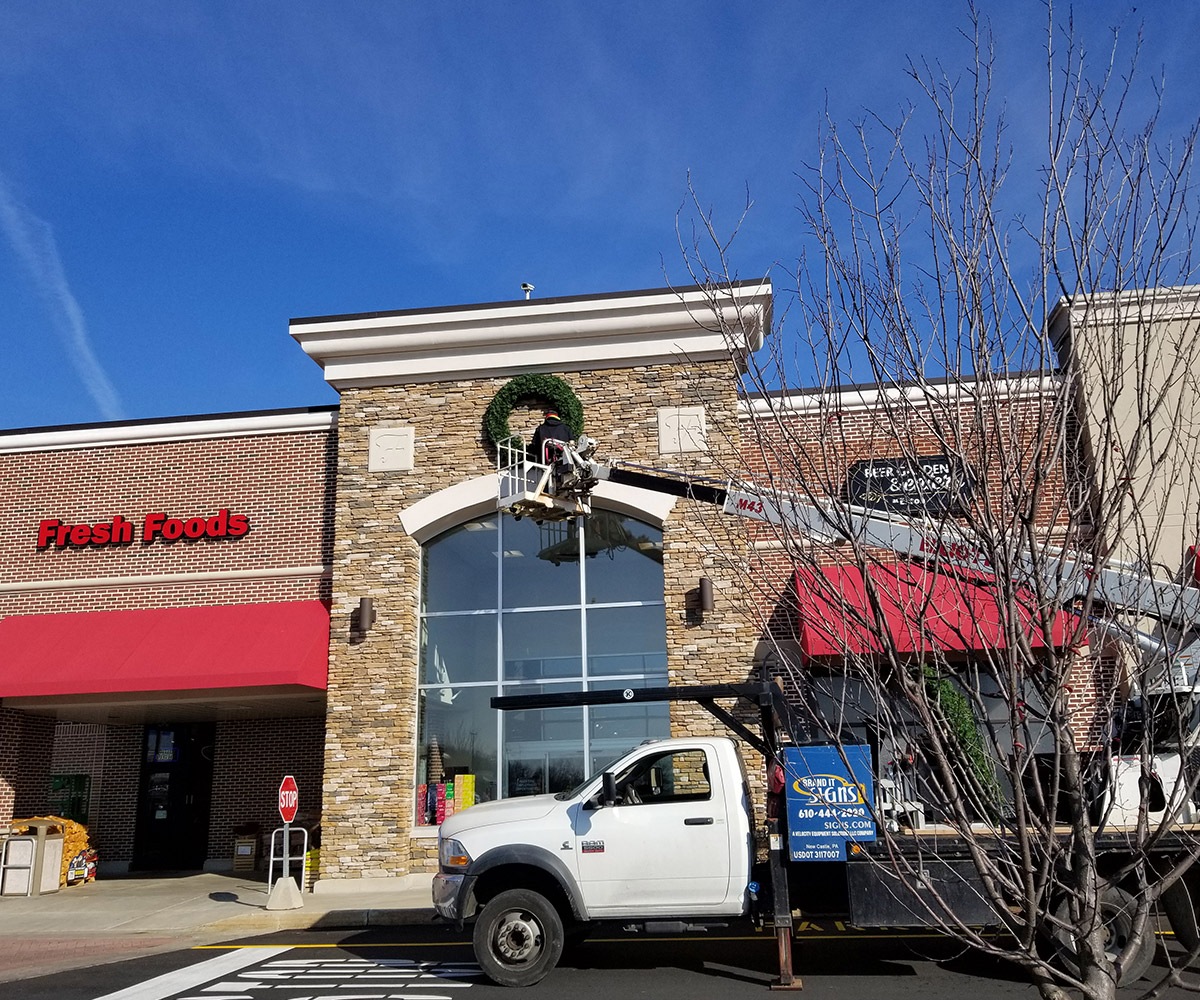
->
[[0, 707, 19, 828], [0, 708, 55, 824]]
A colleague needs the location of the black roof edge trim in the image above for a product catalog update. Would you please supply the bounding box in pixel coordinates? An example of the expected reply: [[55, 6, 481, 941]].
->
[[0, 404, 339, 439], [289, 280, 772, 327]]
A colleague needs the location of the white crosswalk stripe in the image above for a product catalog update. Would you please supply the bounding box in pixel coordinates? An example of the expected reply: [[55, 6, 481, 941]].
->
[[94, 950, 482, 1000]]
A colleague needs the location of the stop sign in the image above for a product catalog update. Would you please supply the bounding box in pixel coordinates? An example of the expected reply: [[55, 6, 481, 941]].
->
[[278, 775, 299, 824]]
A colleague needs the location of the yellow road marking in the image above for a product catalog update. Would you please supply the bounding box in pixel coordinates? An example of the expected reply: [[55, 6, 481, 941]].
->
[[193, 928, 1180, 951], [194, 938, 770, 950], [194, 942, 469, 950]]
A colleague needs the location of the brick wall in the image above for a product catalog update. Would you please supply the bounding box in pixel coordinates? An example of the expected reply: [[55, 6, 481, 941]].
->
[[0, 709, 18, 824], [92, 726, 141, 866], [1, 419, 338, 866], [740, 390, 1072, 599], [0, 426, 336, 616], [738, 387, 1115, 749], [0, 709, 55, 823], [208, 717, 325, 867], [2, 719, 140, 865]]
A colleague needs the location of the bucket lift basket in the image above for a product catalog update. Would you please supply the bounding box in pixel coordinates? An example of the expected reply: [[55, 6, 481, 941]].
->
[[497, 438, 592, 521]]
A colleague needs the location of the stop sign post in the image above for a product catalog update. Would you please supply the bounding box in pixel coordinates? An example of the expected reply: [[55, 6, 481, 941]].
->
[[279, 775, 299, 824], [266, 775, 306, 909], [278, 775, 299, 889]]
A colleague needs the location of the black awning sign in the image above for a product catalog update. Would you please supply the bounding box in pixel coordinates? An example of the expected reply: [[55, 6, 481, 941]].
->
[[846, 455, 974, 516]]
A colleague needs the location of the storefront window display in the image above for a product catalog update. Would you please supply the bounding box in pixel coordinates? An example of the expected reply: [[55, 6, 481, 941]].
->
[[416, 511, 668, 823]]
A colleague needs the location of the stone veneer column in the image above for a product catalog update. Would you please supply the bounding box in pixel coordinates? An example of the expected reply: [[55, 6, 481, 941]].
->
[[319, 359, 761, 880]]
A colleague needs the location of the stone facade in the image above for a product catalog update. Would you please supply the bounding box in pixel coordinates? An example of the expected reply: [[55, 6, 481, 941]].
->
[[320, 360, 759, 878]]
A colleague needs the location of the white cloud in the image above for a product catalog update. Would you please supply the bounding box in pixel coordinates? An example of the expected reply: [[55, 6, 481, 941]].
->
[[0, 171, 124, 421]]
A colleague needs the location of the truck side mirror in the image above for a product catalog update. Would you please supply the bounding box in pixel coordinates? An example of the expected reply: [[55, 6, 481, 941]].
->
[[602, 772, 617, 807]]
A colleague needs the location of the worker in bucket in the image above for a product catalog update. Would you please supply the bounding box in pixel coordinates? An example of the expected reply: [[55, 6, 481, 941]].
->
[[529, 408, 572, 466]]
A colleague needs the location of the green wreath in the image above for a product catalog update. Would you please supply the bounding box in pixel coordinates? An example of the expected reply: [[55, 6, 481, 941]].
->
[[483, 373, 584, 447]]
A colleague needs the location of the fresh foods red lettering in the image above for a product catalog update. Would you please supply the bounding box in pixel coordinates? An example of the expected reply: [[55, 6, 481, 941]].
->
[[36, 515, 135, 550], [143, 509, 251, 543], [36, 510, 250, 549]]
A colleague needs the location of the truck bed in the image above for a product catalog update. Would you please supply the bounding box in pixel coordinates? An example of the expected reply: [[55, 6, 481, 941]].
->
[[784, 824, 1200, 928]]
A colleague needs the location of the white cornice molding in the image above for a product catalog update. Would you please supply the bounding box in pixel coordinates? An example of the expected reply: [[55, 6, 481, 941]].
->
[[1048, 285, 1200, 347], [592, 480, 677, 527], [0, 410, 336, 455], [738, 375, 1058, 417], [0, 564, 331, 594], [290, 283, 773, 388]]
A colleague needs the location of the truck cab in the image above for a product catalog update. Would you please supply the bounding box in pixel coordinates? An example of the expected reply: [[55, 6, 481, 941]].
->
[[433, 736, 755, 985]]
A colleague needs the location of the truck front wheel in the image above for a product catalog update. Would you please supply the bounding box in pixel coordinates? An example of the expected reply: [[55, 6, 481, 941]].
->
[[473, 888, 565, 987]]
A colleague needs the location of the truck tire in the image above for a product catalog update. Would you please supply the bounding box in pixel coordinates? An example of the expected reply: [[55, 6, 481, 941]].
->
[[1052, 886, 1156, 985], [1162, 872, 1200, 958], [473, 888, 565, 987]]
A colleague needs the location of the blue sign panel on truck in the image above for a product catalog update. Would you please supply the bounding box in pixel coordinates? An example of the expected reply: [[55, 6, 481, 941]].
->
[[782, 745, 876, 861]]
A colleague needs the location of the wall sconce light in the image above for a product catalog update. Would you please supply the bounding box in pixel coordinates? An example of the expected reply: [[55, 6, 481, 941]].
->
[[358, 597, 376, 632], [699, 577, 714, 613]]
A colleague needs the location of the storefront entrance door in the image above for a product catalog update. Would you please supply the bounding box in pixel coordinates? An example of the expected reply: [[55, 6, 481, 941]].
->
[[131, 723, 215, 871]]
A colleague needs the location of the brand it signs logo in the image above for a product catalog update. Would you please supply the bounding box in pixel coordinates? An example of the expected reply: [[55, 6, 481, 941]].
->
[[791, 773, 868, 806]]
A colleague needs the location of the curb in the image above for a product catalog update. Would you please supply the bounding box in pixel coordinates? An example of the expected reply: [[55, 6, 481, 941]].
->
[[200, 906, 441, 936]]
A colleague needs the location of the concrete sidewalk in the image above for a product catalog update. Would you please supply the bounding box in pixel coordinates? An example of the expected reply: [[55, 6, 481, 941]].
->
[[0, 870, 438, 984]]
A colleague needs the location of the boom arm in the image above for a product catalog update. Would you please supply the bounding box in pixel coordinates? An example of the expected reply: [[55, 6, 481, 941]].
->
[[498, 434, 1200, 694]]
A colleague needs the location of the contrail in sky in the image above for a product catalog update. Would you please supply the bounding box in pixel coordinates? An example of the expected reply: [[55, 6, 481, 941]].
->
[[0, 170, 124, 421]]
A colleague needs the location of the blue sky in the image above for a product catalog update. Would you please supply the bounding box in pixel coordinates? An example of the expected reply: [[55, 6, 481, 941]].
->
[[1, 2, 1196, 430]]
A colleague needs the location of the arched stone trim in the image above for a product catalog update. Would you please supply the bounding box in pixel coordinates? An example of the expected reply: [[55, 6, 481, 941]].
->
[[399, 474, 677, 544], [399, 476, 499, 544], [591, 481, 677, 527]]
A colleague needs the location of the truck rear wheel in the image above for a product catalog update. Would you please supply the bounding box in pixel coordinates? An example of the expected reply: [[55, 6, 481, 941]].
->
[[473, 888, 564, 987], [1051, 885, 1156, 985], [1162, 870, 1200, 957]]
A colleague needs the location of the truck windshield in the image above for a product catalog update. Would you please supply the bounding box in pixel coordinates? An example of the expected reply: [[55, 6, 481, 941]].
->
[[554, 751, 630, 800], [1147, 693, 1200, 748]]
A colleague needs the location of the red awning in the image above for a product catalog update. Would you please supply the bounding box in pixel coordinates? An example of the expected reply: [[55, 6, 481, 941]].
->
[[794, 564, 1068, 658], [0, 601, 329, 698]]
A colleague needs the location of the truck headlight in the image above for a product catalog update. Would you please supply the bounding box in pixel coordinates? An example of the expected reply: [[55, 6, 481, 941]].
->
[[439, 837, 471, 871]]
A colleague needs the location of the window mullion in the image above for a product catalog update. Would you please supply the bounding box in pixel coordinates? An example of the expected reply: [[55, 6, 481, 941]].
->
[[496, 511, 506, 795], [578, 515, 591, 775]]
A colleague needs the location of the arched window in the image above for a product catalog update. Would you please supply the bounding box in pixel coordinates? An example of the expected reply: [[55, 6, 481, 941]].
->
[[415, 511, 668, 822]]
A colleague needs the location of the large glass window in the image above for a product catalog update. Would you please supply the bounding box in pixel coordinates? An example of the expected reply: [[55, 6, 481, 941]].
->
[[421, 518, 499, 612], [416, 511, 668, 822]]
